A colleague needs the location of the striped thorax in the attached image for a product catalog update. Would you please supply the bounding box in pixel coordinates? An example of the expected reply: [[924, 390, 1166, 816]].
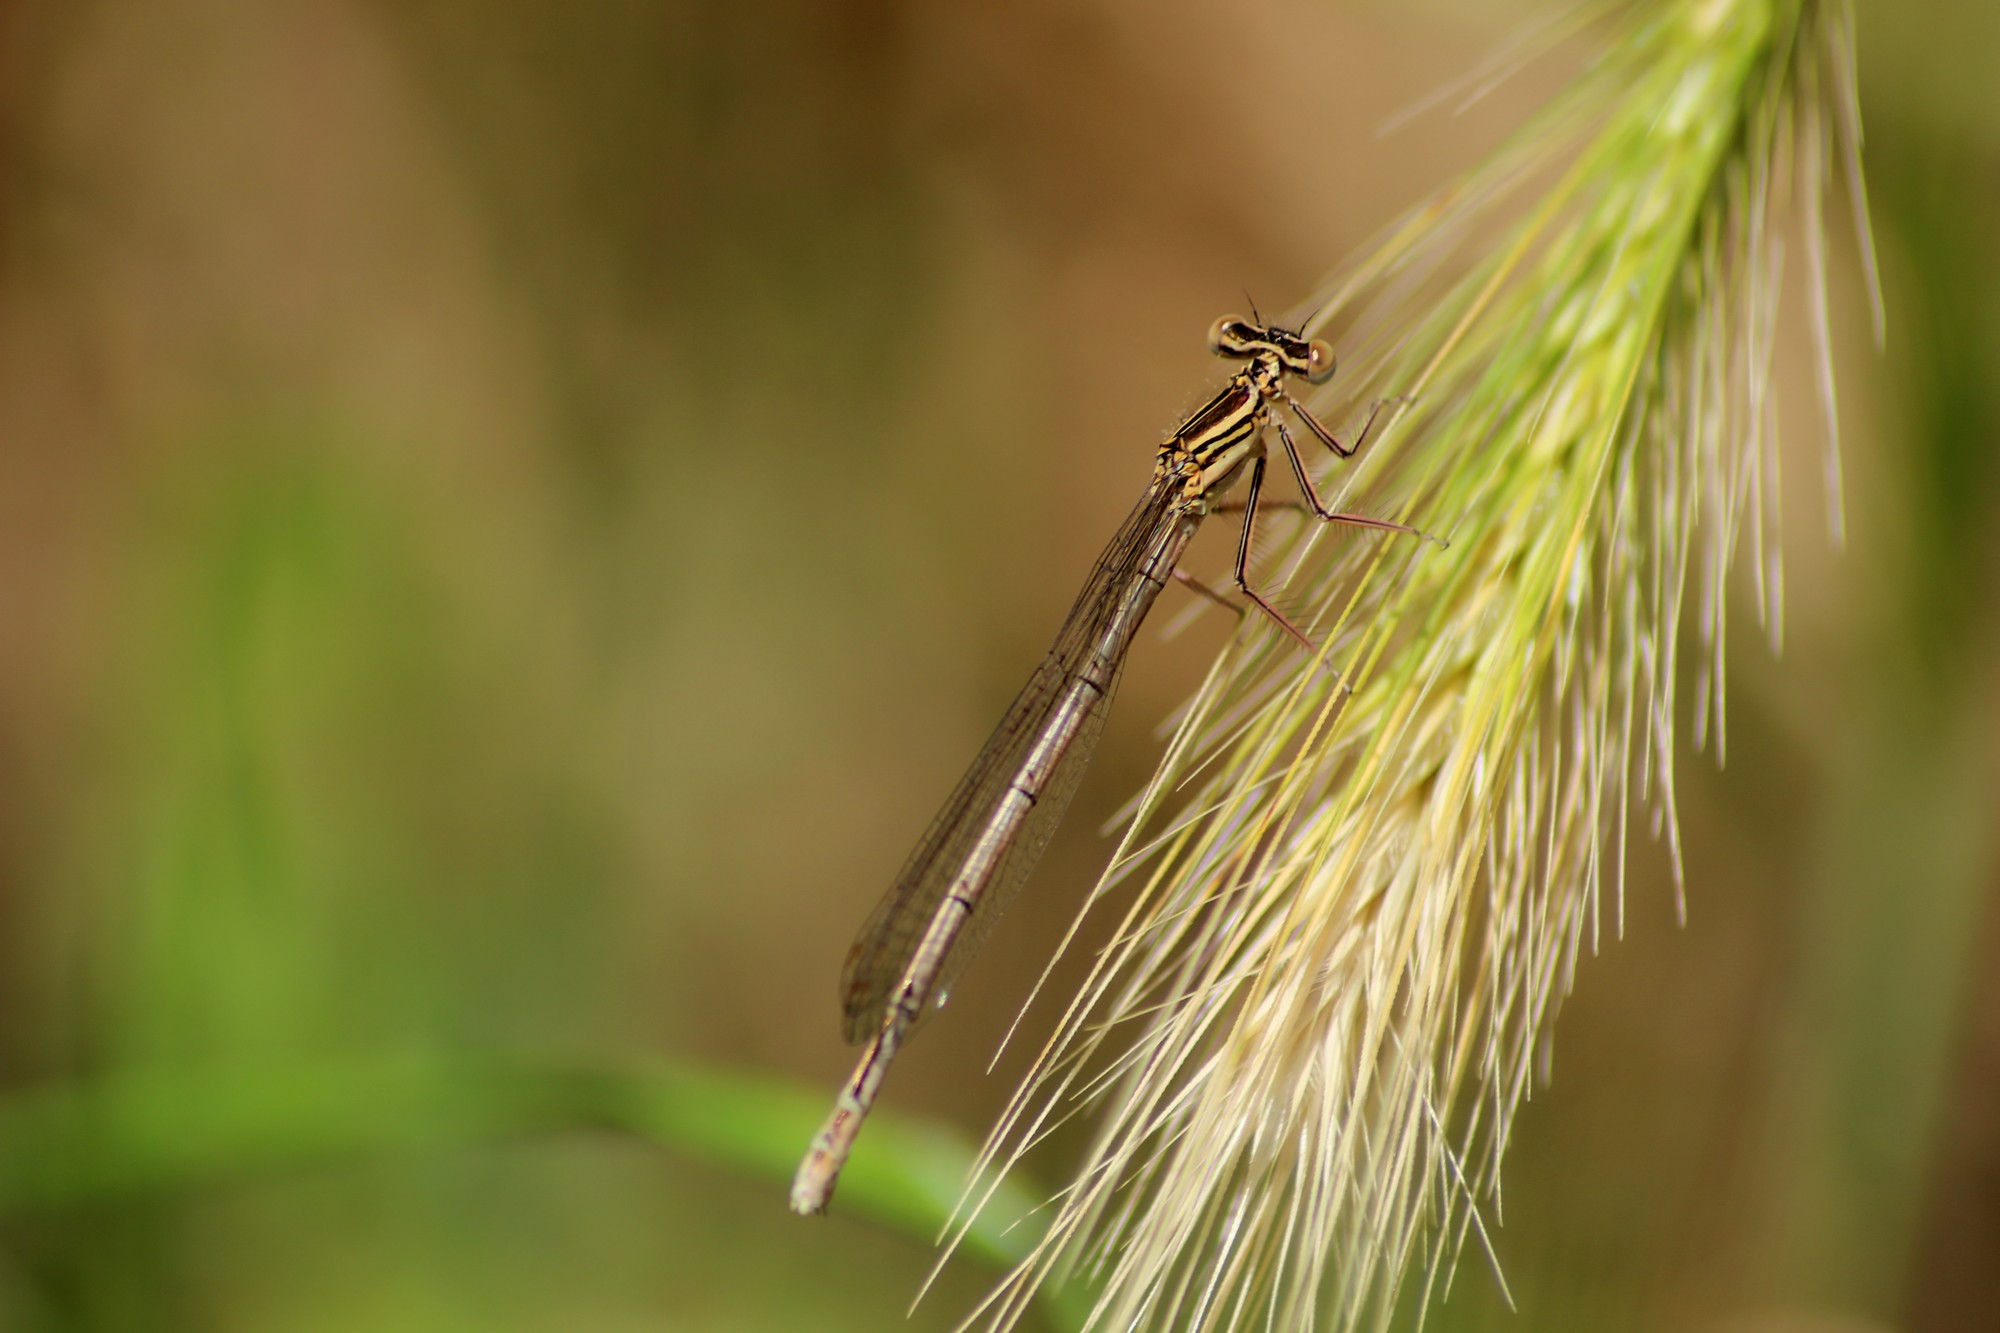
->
[[1162, 316, 1338, 507]]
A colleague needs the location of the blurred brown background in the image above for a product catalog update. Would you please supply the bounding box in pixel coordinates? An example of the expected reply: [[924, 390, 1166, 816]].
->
[[0, 0, 1996, 1329]]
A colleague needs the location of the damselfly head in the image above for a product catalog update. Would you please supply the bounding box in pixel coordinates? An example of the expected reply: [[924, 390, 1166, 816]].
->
[[1207, 316, 1337, 384]]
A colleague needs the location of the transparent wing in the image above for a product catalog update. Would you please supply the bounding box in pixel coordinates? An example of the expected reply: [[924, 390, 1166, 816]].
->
[[838, 480, 1196, 1044]]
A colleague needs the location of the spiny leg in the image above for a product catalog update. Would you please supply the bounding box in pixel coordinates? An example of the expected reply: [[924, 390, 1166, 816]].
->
[[1280, 392, 1397, 459], [1171, 567, 1245, 614], [1229, 454, 1318, 652], [1208, 496, 1299, 516], [1274, 421, 1430, 538]]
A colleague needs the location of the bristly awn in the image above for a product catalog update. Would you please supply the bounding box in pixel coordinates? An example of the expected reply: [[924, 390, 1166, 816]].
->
[[791, 314, 1429, 1215]]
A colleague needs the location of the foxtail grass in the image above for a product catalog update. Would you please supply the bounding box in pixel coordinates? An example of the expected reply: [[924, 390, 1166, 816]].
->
[[953, 0, 1876, 1328]]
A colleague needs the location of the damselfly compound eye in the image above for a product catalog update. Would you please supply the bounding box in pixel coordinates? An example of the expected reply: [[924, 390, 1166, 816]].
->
[[1305, 339, 1337, 383], [1209, 316, 1250, 357]]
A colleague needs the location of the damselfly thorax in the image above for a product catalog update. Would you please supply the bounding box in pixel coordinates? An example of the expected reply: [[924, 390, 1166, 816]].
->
[[1166, 318, 1335, 505], [791, 313, 1423, 1216]]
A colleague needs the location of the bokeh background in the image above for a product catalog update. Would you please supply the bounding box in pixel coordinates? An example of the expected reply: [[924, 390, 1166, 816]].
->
[[0, 0, 1995, 1329]]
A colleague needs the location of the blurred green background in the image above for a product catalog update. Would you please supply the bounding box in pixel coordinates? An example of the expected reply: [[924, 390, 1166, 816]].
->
[[0, 0, 1995, 1329]]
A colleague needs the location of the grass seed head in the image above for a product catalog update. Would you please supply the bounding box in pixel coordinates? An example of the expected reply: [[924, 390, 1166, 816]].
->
[[954, 2, 1873, 1329]]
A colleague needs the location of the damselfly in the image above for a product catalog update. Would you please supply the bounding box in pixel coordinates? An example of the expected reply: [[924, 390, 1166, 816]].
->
[[791, 315, 1418, 1215]]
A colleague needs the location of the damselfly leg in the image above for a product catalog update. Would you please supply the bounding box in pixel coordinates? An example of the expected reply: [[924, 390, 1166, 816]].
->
[[1171, 567, 1249, 616], [1226, 454, 1317, 652], [1189, 397, 1433, 649]]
